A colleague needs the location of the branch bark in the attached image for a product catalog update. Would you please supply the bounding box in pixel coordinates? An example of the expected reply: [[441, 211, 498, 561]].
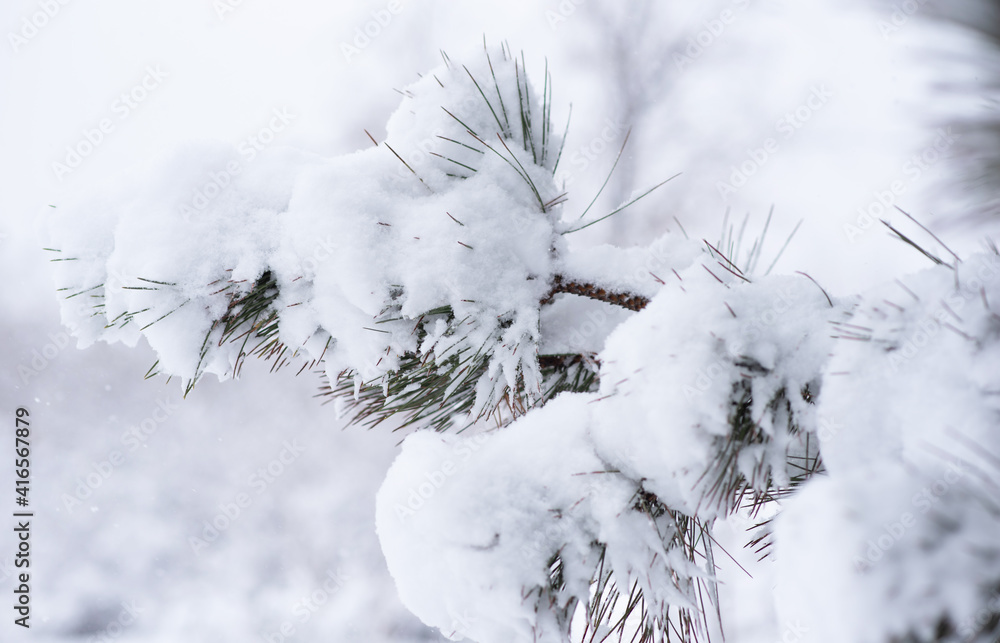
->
[[543, 275, 649, 311]]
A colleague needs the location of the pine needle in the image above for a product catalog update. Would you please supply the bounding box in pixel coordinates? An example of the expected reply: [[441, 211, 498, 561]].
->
[[551, 104, 572, 176], [763, 218, 802, 276], [384, 142, 431, 191], [483, 40, 511, 135], [746, 206, 774, 274], [881, 219, 945, 266], [674, 216, 690, 240], [463, 64, 507, 136], [794, 271, 833, 307], [895, 206, 960, 264], [564, 173, 681, 234], [576, 129, 632, 222]]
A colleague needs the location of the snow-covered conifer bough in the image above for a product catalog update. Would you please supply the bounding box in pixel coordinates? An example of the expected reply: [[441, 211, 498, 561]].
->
[[45, 43, 1000, 643]]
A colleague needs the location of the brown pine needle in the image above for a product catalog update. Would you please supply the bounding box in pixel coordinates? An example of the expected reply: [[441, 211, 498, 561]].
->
[[895, 205, 960, 264], [794, 271, 833, 307], [702, 265, 726, 285]]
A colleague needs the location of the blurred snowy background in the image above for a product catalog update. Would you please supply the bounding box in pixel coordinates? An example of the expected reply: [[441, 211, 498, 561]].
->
[[0, 0, 996, 641]]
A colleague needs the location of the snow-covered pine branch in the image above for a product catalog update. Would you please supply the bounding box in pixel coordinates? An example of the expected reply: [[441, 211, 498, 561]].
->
[[46, 44, 656, 429], [775, 248, 1000, 643], [377, 256, 844, 642], [45, 42, 1000, 643]]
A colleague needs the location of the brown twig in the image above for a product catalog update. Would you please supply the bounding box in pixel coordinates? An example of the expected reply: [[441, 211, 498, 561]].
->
[[542, 275, 649, 311]]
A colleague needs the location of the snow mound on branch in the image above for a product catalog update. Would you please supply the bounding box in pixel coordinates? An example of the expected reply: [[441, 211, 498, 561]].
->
[[275, 48, 565, 415], [774, 250, 1000, 643], [47, 47, 565, 418], [46, 144, 315, 372], [776, 463, 1000, 643], [377, 254, 844, 642], [376, 394, 705, 643], [815, 251, 1000, 476], [376, 396, 607, 643], [591, 261, 840, 517]]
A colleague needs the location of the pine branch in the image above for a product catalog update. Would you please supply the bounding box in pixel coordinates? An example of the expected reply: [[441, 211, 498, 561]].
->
[[543, 275, 650, 311]]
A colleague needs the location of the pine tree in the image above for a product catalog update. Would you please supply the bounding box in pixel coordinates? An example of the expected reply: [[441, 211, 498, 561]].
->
[[45, 43, 1000, 643]]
